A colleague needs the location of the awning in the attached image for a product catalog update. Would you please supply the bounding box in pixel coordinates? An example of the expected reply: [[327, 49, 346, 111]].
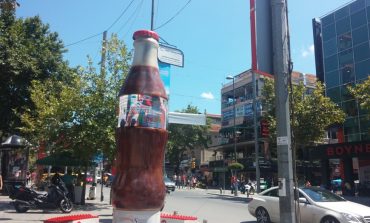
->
[[36, 151, 94, 167]]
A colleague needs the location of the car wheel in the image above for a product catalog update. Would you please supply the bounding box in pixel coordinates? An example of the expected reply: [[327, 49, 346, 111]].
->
[[321, 216, 339, 223], [256, 207, 271, 223]]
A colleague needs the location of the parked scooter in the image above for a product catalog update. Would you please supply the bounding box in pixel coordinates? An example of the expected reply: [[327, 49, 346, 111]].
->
[[7, 176, 73, 213]]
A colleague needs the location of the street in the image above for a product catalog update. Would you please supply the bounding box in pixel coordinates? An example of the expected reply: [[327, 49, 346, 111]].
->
[[163, 189, 256, 223], [0, 185, 257, 223]]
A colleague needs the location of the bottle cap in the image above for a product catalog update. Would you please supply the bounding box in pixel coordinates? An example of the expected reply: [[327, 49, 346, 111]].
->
[[133, 30, 159, 41]]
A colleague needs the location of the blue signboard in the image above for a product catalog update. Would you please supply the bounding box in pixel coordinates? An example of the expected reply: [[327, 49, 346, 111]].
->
[[159, 61, 171, 98]]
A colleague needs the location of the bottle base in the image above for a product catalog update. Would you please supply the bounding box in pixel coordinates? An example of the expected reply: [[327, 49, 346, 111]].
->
[[113, 209, 160, 223]]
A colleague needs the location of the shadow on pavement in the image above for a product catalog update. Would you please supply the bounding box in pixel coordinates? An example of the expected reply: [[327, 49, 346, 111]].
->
[[241, 221, 256, 223]]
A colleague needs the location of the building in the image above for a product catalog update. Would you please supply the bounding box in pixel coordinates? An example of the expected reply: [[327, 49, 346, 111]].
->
[[176, 114, 221, 177], [312, 0, 370, 194], [209, 70, 316, 188]]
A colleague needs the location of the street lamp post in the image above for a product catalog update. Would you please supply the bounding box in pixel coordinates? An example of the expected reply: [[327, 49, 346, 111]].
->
[[226, 75, 238, 196]]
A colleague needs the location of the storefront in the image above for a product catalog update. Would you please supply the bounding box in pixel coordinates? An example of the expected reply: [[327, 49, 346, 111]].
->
[[308, 140, 370, 196]]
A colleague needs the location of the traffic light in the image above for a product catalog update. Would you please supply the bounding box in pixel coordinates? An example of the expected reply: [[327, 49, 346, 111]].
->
[[191, 159, 196, 169]]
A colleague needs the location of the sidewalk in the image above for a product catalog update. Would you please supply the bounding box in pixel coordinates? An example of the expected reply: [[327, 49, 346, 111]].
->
[[0, 185, 113, 223]]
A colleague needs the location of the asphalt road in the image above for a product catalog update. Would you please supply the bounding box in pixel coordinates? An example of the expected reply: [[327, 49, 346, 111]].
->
[[0, 185, 257, 223], [163, 188, 256, 223]]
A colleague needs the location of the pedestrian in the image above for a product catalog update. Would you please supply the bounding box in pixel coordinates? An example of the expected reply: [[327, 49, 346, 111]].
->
[[181, 174, 186, 189], [305, 180, 311, 187], [61, 169, 76, 200]]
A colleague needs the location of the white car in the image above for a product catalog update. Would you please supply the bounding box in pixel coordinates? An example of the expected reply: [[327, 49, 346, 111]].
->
[[248, 186, 370, 223]]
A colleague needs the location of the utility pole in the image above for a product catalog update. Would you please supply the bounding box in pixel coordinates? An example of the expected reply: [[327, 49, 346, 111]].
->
[[100, 30, 107, 202], [271, 0, 295, 222], [151, 0, 155, 30], [252, 71, 261, 193]]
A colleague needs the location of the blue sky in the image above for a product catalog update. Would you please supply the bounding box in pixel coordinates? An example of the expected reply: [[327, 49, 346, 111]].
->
[[16, 0, 350, 115]]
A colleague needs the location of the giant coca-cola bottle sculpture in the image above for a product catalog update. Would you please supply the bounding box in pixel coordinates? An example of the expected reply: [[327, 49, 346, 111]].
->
[[113, 30, 168, 223]]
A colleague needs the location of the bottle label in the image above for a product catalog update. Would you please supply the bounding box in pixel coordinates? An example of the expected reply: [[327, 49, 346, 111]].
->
[[118, 94, 167, 129]]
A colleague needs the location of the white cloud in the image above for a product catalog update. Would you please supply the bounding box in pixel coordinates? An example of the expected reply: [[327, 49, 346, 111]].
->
[[301, 44, 315, 58], [200, 92, 214, 100], [309, 44, 315, 53]]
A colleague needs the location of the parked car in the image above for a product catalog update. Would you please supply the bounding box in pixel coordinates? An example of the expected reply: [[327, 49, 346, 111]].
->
[[164, 177, 175, 192], [248, 186, 370, 223]]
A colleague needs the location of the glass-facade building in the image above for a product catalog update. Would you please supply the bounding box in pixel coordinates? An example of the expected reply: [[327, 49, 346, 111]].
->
[[313, 0, 370, 143]]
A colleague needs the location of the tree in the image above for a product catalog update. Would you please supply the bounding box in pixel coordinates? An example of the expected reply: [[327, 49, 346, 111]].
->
[[348, 76, 370, 134], [20, 34, 131, 162], [348, 76, 370, 113], [0, 2, 72, 140], [167, 105, 210, 171], [261, 78, 346, 155]]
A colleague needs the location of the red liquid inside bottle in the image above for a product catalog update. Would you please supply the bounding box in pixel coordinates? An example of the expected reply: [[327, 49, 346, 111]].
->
[[112, 30, 168, 211]]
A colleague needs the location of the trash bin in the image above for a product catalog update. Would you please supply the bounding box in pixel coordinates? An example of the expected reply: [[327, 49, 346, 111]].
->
[[44, 214, 99, 223], [74, 186, 83, 204], [88, 184, 96, 200]]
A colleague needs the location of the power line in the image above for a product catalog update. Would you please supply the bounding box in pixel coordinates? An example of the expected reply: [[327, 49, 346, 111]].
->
[[106, 0, 136, 31], [65, 0, 136, 47], [117, 0, 143, 34], [124, 0, 144, 38], [65, 32, 103, 47], [154, 0, 192, 31]]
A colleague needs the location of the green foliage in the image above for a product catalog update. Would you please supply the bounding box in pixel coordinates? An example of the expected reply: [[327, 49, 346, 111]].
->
[[0, 7, 71, 140], [167, 105, 210, 169], [20, 34, 131, 163], [261, 78, 346, 149], [348, 76, 370, 114], [228, 162, 244, 170], [348, 76, 370, 134]]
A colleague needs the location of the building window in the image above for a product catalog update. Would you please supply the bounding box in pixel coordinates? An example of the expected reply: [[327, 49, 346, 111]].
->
[[350, 0, 366, 14], [354, 42, 370, 61], [355, 59, 370, 81], [335, 6, 349, 20], [323, 38, 337, 58], [367, 6, 370, 22], [325, 70, 340, 88], [344, 117, 360, 135], [340, 64, 355, 84], [322, 13, 335, 27], [352, 25, 369, 46], [326, 87, 341, 103], [346, 134, 361, 142], [342, 100, 358, 117], [338, 49, 353, 68], [341, 83, 355, 101], [322, 23, 336, 41], [336, 17, 351, 35], [351, 9, 367, 29], [324, 54, 338, 73], [337, 32, 352, 51], [360, 116, 370, 133]]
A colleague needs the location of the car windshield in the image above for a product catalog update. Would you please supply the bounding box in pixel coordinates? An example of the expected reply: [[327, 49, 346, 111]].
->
[[164, 177, 172, 182], [301, 187, 346, 202]]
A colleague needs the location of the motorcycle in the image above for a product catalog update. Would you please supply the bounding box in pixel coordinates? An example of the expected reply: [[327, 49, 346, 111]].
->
[[7, 180, 73, 213]]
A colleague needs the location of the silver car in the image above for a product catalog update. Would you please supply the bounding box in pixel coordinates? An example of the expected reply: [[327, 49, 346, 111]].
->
[[248, 186, 370, 223]]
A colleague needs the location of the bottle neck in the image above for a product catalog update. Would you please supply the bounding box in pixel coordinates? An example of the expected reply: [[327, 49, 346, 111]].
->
[[132, 38, 159, 68]]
